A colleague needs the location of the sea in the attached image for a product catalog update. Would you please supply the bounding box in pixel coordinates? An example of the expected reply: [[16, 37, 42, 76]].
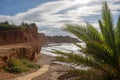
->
[[41, 43, 89, 70]]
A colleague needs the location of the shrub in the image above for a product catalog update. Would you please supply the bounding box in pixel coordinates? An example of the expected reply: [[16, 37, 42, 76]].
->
[[4, 58, 40, 73], [21, 59, 40, 69], [0, 21, 36, 31], [4, 65, 30, 73]]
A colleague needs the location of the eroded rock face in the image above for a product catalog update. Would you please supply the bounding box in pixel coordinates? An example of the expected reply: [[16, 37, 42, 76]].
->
[[0, 26, 43, 45], [0, 50, 17, 69], [15, 47, 41, 62], [0, 47, 41, 69], [0, 25, 45, 69]]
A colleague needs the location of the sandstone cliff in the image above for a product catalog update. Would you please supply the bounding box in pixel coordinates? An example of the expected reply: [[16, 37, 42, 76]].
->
[[0, 25, 44, 45], [0, 24, 45, 69]]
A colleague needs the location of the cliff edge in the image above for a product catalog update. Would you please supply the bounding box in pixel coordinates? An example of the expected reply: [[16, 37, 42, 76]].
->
[[0, 23, 45, 69]]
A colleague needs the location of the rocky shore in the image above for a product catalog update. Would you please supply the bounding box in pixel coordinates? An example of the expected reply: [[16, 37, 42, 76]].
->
[[32, 54, 73, 80]]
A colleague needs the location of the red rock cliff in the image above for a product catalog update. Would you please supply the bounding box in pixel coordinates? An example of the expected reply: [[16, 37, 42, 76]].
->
[[0, 26, 45, 45], [0, 25, 45, 69]]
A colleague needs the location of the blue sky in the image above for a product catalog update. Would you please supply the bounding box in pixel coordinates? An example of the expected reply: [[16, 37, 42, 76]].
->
[[0, 0, 120, 36], [0, 0, 55, 15]]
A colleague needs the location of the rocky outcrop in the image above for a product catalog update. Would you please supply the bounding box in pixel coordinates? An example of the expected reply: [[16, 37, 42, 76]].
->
[[0, 26, 41, 45], [45, 36, 80, 44], [0, 25, 45, 69], [0, 46, 41, 68]]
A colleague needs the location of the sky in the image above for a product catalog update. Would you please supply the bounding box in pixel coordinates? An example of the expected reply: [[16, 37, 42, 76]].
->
[[0, 0, 120, 36]]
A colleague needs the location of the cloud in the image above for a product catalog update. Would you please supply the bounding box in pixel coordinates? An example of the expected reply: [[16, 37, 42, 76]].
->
[[0, 0, 119, 36], [38, 26, 72, 36]]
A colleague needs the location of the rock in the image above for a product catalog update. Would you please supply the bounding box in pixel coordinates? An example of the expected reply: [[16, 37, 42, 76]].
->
[[0, 25, 45, 46], [0, 50, 17, 68], [0, 25, 45, 69]]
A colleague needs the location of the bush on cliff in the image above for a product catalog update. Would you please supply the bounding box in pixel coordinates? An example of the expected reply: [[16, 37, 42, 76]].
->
[[0, 21, 36, 31], [21, 59, 40, 69], [4, 58, 40, 73]]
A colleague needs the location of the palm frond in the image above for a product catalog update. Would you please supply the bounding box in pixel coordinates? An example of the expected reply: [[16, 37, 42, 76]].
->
[[86, 23, 103, 42], [115, 16, 120, 55], [115, 16, 120, 69], [53, 1, 120, 80], [65, 23, 103, 43], [74, 43, 85, 52], [54, 50, 100, 68], [52, 49, 70, 56], [58, 69, 93, 80], [100, 2, 115, 48], [85, 41, 114, 66]]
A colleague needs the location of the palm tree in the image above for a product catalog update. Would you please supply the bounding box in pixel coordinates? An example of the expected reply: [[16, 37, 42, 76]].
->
[[54, 2, 120, 80]]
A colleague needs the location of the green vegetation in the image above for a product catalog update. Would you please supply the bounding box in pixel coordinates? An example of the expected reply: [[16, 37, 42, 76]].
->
[[0, 21, 36, 31], [21, 59, 40, 69], [54, 2, 120, 80], [4, 58, 40, 73]]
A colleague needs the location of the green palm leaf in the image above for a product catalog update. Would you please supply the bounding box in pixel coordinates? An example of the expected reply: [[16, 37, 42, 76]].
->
[[85, 42, 114, 65], [100, 2, 115, 48], [115, 16, 120, 55], [53, 1, 120, 80], [54, 50, 99, 68], [66, 23, 103, 43]]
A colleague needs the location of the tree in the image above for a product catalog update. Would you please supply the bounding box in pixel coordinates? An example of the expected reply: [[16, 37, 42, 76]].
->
[[54, 2, 120, 80]]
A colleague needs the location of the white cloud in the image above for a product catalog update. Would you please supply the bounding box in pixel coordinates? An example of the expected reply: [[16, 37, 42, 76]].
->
[[0, 0, 119, 36]]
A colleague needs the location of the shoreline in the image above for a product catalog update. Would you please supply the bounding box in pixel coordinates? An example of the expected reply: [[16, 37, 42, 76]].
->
[[32, 54, 73, 80], [0, 53, 72, 80], [32, 53, 73, 80]]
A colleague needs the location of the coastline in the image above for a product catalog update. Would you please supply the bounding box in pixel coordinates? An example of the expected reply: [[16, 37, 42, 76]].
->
[[0, 53, 72, 80], [32, 54, 73, 80]]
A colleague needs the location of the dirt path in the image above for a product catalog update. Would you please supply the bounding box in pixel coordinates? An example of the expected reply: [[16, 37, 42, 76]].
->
[[32, 63, 72, 80], [14, 65, 50, 80], [32, 54, 73, 80], [1, 54, 72, 80]]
